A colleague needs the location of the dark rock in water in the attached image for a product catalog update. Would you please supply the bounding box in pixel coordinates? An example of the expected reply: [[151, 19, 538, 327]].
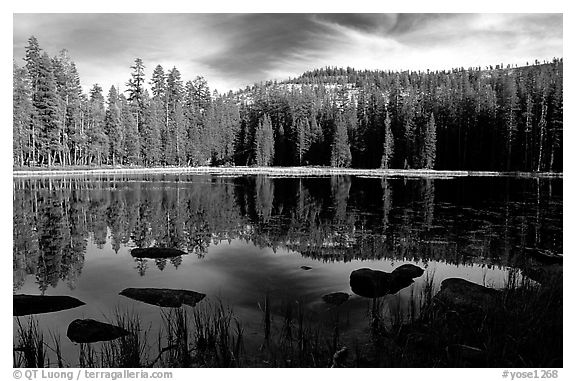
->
[[119, 288, 206, 308], [13, 295, 85, 316], [130, 247, 186, 259], [322, 292, 349, 306], [300, 266, 312, 270], [392, 264, 425, 279], [67, 319, 130, 343], [350, 268, 391, 298], [435, 278, 501, 312], [350, 264, 425, 298]]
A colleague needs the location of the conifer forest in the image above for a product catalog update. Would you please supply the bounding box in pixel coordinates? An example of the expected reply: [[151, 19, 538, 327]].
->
[[13, 36, 563, 172]]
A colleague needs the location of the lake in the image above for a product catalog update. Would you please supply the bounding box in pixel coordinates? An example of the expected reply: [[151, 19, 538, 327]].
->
[[13, 174, 563, 367]]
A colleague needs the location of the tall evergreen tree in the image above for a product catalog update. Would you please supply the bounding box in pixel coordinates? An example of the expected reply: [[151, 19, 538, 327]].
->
[[13, 63, 33, 166], [141, 97, 163, 166], [120, 93, 140, 164], [105, 86, 123, 165], [381, 111, 394, 169], [422, 113, 437, 169], [125, 58, 146, 139], [35, 53, 63, 166], [254, 114, 274, 166], [330, 114, 352, 168], [86, 84, 107, 165], [166, 67, 186, 165]]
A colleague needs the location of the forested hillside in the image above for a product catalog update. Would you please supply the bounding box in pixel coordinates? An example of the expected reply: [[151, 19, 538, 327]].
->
[[13, 36, 563, 171]]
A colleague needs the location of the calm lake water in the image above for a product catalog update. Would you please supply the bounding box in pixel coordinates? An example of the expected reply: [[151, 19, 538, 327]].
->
[[13, 174, 562, 366]]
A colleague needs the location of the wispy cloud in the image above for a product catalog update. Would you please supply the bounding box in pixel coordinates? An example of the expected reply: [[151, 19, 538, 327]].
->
[[13, 13, 563, 93]]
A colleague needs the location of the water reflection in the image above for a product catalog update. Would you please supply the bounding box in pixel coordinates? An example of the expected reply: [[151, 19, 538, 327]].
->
[[13, 174, 562, 292]]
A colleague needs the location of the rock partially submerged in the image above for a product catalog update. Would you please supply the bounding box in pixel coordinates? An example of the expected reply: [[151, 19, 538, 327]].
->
[[322, 292, 350, 306], [392, 264, 425, 279], [13, 295, 85, 316], [119, 288, 206, 308], [130, 247, 186, 259], [350, 264, 425, 298], [67, 319, 130, 343], [435, 278, 501, 312]]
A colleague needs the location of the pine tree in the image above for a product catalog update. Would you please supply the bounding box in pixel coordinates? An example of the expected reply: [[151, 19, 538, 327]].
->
[[105, 86, 123, 165], [86, 84, 107, 165], [150, 65, 166, 99], [120, 94, 140, 164], [13, 63, 33, 166], [166, 67, 186, 165], [125, 58, 146, 153], [23, 37, 42, 164], [381, 111, 394, 169], [126, 58, 145, 118], [24, 36, 42, 93], [294, 117, 311, 165], [330, 114, 352, 167], [35, 52, 63, 166], [255, 114, 274, 166], [141, 98, 162, 166], [502, 73, 519, 170], [422, 113, 437, 169], [66, 62, 84, 165]]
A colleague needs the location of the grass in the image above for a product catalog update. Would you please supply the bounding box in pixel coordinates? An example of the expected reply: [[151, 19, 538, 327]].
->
[[14, 317, 46, 368], [13, 272, 562, 368]]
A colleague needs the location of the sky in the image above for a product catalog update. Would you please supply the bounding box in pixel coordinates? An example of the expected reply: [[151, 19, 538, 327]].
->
[[13, 13, 563, 94]]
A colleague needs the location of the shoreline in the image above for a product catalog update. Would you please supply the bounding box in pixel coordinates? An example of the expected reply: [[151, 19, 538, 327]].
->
[[12, 166, 563, 178]]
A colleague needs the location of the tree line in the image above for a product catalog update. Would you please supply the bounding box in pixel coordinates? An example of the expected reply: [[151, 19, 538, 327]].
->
[[13, 36, 563, 171]]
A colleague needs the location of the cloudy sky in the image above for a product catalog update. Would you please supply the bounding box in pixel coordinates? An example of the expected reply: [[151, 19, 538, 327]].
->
[[13, 13, 563, 93]]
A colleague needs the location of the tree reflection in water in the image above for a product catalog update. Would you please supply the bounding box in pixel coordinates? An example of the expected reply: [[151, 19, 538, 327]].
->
[[13, 174, 562, 292]]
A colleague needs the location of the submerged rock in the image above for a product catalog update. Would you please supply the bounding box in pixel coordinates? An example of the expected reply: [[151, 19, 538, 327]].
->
[[119, 288, 206, 308], [350, 264, 425, 298], [13, 295, 85, 316], [435, 278, 501, 312], [67, 319, 130, 343], [130, 247, 186, 259], [322, 292, 350, 306]]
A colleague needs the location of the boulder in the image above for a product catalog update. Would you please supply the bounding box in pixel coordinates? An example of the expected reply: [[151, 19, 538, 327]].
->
[[322, 292, 349, 306], [392, 264, 425, 279], [350, 264, 425, 298], [67, 319, 130, 343], [130, 247, 186, 259], [350, 268, 392, 298], [13, 295, 85, 316], [119, 288, 206, 308], [435, 278, 501, 312]]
